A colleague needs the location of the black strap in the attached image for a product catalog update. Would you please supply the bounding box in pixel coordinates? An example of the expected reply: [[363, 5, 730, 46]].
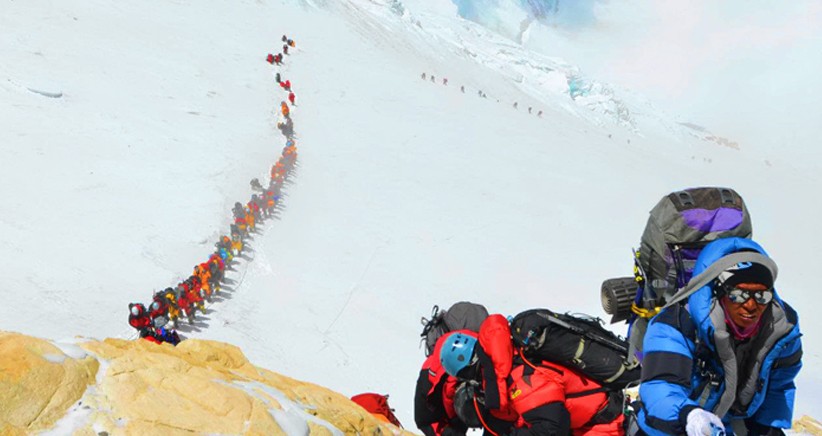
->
[[586, 389, 625, 426], [566, 387, 611, 399], [689, 339, 722, 408], [773, 348, 802, 370]]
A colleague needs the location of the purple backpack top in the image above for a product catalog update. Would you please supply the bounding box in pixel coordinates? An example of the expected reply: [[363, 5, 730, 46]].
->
[[638, 187, 752, 301], [602, 187, 752, 359]]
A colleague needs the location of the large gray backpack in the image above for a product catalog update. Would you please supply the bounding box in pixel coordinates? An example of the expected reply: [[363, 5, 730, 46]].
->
[[601, 187, 752, 359], [420, 302, 489, 356]]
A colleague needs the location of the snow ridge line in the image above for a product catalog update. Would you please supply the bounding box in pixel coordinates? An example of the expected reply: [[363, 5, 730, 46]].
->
[[125, 37, 301, 344]]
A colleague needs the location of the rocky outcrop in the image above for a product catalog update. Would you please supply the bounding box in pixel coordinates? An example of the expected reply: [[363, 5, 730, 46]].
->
[[0, 332, 98, 435], [0, 332, 412, 435], [795, 416, 822, 436], [6, 329, 814, 435]]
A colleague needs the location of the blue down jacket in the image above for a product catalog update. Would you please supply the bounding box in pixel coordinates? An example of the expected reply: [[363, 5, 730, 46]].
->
[[637, 237, 802, 435]]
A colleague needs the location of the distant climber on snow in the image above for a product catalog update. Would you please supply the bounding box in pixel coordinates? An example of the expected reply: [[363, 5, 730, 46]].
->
[[148, 294, 169, 326], [146, 326, 181, 345], [129, 303, 151, 331], [129, 302, 180, 345], [250, 178, 263, 191]]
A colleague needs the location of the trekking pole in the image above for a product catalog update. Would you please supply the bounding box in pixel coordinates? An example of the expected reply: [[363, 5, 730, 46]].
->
[[546, 313, 629, 354], [585, 329, 630, 354]]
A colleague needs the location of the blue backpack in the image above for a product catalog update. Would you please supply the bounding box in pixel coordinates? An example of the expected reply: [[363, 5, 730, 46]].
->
[[155, 327, 181, 346]]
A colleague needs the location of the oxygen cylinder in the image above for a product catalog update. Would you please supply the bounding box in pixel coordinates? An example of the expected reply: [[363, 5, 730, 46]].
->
[[601, 276, 639, 324]]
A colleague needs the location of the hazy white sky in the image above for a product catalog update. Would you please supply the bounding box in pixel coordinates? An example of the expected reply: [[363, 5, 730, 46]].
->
[[437, 0, 821, 161], [546, 0, 822, 161]]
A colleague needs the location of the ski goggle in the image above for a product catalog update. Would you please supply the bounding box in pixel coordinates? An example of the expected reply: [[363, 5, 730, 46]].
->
[[726, 287, 774, 305]]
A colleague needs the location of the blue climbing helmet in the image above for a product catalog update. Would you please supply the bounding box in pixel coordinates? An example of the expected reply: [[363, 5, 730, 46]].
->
[[440, 332, 478, 377]]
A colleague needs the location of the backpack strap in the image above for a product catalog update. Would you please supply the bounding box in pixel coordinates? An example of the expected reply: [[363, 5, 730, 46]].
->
[[689, 337, 723, 408], [420, 306, 444, 355], [565, 387, 611, 399], [585, 389, 625, 426], [473, 395, 501, 436], [663, 252, 777, 309], [537, 314, 640, 381], [625, 323, 641, 368], [419, 305, 441, 337], [546, 312, 630, 355]]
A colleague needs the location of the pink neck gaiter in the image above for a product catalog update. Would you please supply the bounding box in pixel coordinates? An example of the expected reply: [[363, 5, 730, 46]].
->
[[719, 298, 762, 340]]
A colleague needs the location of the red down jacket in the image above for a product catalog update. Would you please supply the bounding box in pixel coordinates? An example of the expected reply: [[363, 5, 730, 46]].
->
[[508, 358, 623, 436], [414, 330, 476, 436], [477, 314, 519, 423], [475, 314, 623, 436]]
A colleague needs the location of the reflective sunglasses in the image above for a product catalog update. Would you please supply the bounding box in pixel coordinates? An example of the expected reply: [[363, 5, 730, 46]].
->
[[726, 287, 774, 305]]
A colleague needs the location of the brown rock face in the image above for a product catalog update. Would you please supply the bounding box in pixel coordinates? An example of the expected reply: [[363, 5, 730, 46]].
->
[[0, 332, 413, 435]]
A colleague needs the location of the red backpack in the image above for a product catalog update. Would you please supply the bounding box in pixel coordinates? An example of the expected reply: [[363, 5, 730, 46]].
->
[[350, 393, 402, 428]]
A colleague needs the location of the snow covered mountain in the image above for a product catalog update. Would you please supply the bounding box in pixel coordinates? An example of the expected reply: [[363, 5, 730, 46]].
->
[[1, 0, 820, 431]]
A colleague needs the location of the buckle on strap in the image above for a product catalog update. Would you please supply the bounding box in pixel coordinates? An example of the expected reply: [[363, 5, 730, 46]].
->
[[695, 357, 722, 408], [630, 303, 661, 319]]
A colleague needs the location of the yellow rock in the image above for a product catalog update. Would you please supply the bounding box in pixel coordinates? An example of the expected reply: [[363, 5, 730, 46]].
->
[[0, 331, 413, 435], [9, 329, 816, 436], [795, 416, 822, 435], [0, 331, 98, 434]]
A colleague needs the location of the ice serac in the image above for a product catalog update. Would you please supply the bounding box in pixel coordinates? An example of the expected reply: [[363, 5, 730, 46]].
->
[[0, 332, 412, 435]]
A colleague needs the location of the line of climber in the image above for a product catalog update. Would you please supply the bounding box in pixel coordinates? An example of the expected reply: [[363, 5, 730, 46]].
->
[[420, 71, 543, 118], [127, 34, 300, 346]]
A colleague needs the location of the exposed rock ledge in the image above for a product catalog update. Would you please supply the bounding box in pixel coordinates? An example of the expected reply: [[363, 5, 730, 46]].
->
[[0, 331, 413, 435], [2, 330, 817, 435]]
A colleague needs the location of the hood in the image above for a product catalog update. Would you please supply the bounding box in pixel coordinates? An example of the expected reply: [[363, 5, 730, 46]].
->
[[687, 237, 784, 345]]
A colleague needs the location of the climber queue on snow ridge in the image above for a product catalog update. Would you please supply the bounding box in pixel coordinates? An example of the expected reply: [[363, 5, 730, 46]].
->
[[421, 72, 544, 118], [126, 34, 301, 346]]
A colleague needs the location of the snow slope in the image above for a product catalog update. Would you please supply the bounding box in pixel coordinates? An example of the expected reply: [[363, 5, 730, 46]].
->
[[428, 0, 822, 169], [1, 0, 820, 430]]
